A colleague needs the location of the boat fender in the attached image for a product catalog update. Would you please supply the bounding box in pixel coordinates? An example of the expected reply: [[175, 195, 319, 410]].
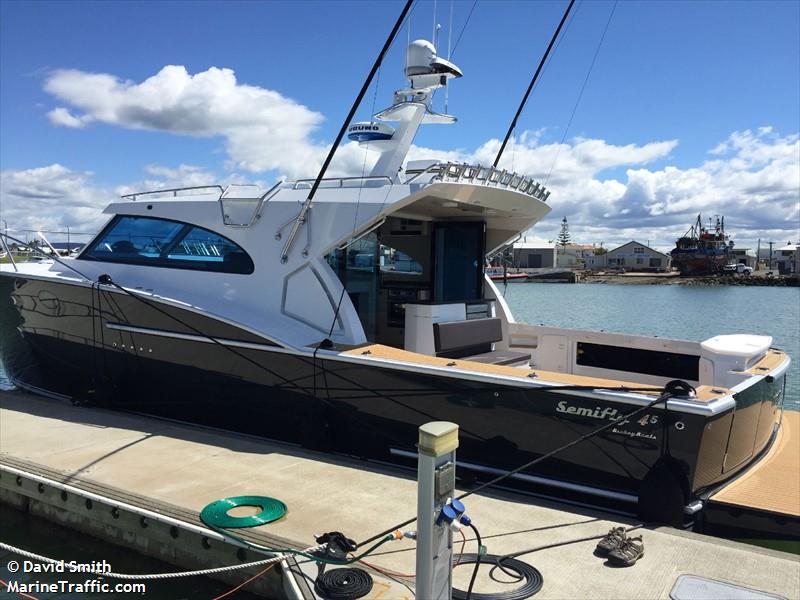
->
[[637, 455, 690, 527]]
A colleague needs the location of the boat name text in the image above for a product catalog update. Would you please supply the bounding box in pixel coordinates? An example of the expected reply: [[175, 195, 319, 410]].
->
[[556, 401, 621, 421]]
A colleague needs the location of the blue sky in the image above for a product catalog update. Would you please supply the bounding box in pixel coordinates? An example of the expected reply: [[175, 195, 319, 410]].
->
[[1, 0, 798, 249]]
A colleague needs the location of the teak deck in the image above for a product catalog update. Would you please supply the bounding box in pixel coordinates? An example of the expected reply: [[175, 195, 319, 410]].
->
[[711, 410, 800, 517], [342, 344, 731, 402]]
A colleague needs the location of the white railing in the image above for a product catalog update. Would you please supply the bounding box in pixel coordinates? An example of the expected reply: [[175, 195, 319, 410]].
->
[[406, 162, 550, 202], [119, 183, 282, 228], [120, 185, 225, 201]]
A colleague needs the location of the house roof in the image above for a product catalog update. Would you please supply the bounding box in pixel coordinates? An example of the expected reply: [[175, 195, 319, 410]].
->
[[607, 240, 671, 259]]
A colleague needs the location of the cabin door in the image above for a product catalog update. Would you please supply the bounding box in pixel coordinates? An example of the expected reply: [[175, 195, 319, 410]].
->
[[433, 222, 485, 301]]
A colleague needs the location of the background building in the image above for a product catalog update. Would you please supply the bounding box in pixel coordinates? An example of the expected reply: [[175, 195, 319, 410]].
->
[[512, 243, 556, 269], [587, 241, 671, 272], [731, 248, 757, 268], [556, 243, 595, 269], [772, 244, 798, 274]]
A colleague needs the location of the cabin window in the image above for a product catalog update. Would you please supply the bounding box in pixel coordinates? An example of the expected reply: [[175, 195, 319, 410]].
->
[[82, 215, 254, 274]]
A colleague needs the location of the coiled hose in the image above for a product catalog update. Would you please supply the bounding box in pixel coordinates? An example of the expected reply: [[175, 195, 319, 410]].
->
[[315, 568, 374, 600], [452, 554, 543, 600]]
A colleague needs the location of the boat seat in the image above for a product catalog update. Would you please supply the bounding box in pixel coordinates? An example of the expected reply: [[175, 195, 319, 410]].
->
[[433, 317, 530, 367]]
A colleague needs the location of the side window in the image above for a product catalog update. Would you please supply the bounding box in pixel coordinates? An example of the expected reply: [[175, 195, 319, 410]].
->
[[83, 216, 254, 274], [87, 217, 185, 262]]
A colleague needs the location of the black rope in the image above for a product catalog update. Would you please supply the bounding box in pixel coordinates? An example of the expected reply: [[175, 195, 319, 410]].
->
[[544, 0, 617, 187], [315, 567, 374, 600], [493, 0, 576, 168], [95, 275, 312, 397], [357, 381, 691, 546]]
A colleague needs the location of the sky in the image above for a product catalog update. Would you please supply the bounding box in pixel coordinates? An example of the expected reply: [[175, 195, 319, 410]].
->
[[1, 0, 798, 251]]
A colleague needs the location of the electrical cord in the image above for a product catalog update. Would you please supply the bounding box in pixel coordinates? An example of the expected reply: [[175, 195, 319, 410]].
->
[[464, 522, 483, 600], [453, 554, 542, 600]]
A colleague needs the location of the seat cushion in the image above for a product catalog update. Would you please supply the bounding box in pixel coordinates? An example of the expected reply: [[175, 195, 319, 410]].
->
[[464, 350, 531, 367], [433, 317, 503, 352]]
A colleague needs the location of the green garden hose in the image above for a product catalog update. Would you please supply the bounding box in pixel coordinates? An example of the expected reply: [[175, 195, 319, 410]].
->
[[199, 496, 398, 565], [200, 496, 287, 529]]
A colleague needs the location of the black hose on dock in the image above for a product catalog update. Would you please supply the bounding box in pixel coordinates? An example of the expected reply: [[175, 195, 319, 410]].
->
[[314, 567, 374, 600]]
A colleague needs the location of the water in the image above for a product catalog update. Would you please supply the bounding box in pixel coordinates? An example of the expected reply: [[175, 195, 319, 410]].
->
[[503, 283, 800, 410], [0, 505, 259, 599]]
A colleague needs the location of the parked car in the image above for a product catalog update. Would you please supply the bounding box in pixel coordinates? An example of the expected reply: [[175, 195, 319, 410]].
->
[[723, 263, 753, 275]]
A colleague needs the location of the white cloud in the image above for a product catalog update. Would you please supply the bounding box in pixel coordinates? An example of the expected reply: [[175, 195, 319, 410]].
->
[[401, 128, 797, 250], [0, 163, 228, 243], [0, 164, 111, 241], [28, 61, 800, 251], [44, 66, 326, 178]]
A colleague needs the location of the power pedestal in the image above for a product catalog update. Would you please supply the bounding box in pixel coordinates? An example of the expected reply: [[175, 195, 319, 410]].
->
[[416, 421, 459, 600]]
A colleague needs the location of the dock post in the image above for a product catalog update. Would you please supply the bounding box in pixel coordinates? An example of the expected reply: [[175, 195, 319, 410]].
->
[[416, 421, 459, 600]]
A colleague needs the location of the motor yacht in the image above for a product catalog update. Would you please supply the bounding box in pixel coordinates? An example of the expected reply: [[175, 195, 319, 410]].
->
[[0, 40, 790, 523]]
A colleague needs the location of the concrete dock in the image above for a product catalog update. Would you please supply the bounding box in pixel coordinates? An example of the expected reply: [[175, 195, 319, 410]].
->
[[1, 389, 798, 599]]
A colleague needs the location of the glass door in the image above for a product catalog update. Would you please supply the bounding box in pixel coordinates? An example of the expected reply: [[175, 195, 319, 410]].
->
[[433, 222, 485, 301]]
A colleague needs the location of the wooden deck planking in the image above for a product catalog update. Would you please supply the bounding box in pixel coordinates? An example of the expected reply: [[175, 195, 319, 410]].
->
[[711, 410, 800, 517], [341, 344, 729, 401]]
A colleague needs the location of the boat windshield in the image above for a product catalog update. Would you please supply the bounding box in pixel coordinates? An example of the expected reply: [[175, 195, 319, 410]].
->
[[81, 215, 254, 274]]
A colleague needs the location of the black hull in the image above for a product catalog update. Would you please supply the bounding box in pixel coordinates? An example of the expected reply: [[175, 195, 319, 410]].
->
[[0, 274, 784, 519]]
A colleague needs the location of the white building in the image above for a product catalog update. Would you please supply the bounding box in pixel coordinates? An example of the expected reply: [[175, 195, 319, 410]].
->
[[555, 243, 595, 269], [772, 244, 798, 274], [731, 248, 757, 268], [588, 241, 671, 272]]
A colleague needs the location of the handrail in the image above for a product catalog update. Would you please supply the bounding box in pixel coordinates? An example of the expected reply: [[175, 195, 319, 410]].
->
[[403, 161, 551, 202], [120, 185, 225, 201], [0, 234, 17, 272], [291, 175, 393, 190], [220, 181, 282, 227]]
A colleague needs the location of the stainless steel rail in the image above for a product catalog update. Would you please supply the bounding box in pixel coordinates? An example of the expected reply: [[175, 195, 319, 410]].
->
[[405, 162, 551, 202], [120, 185, 225, 201], [291, 175, 393, 190]]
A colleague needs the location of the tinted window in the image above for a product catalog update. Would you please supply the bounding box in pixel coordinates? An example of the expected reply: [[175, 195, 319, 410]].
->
[[83, 216, 254, 274]]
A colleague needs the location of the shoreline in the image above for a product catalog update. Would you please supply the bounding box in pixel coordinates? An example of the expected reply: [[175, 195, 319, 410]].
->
[[581, 273, 799, 286]]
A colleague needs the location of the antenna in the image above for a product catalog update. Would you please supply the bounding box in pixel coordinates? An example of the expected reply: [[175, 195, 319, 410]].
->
[[493, 0, 576, 168], [445, 0, 454, 112]]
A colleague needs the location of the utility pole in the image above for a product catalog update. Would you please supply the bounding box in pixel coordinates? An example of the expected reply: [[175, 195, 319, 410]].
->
[[756, 238, 761, 270], [768, 241, 774, 271]]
